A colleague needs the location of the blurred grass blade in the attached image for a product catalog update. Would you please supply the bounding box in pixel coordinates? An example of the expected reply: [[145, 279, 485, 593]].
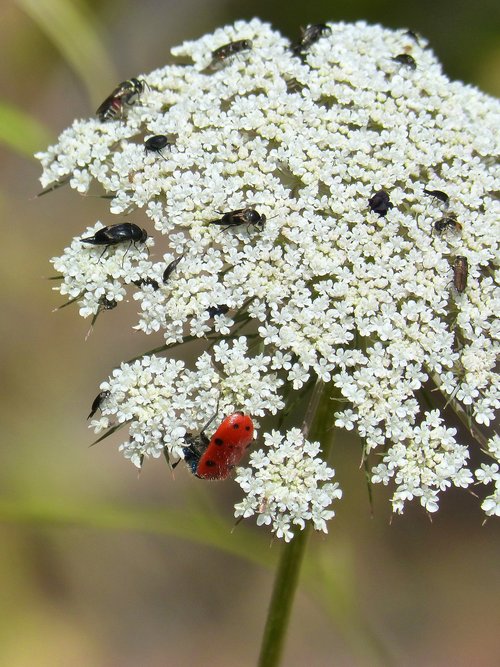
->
[[0, 101, 52, 156], [16, 0, 117, 102], [0, 497, 277, 570]]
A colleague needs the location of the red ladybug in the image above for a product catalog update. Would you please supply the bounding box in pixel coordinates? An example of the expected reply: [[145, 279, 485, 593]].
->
[[183, 412, 254, 480]]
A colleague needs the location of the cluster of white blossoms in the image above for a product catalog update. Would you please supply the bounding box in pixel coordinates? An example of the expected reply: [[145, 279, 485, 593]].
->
[[38, 18, 499, 533], [235, 430, 342, 541], [91, 338, 284, 468]]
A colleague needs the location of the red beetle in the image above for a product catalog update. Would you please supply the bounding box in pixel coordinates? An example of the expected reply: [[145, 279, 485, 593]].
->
[[183, 412, 254, 480]]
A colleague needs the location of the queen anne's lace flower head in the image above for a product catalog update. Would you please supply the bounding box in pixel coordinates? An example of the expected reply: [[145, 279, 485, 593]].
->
[[235, 430, 342, 541], [39, 19, 499, 534]]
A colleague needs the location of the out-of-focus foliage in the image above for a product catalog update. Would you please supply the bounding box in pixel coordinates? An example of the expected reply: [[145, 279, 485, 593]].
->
[[0, 102, 51, 155], [0, 0, 498, 665], [16, 0, 117, 101]]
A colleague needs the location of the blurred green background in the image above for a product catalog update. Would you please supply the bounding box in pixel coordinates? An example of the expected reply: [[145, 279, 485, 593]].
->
[[1, 0, 499, 665]]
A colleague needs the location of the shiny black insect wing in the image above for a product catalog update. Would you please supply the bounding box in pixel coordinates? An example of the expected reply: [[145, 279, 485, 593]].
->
[[433, 216, 461, 234], [209, 208, 266, 230]]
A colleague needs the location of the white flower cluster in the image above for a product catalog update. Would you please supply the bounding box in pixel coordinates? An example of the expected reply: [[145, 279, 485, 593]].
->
[[91, 337, 283, 468], [371, 410, 473, 513], [475, 434, 500, 517], [38, 18, 500, 527], [51, 222, 155, 317], [235, 430, 342, 541]]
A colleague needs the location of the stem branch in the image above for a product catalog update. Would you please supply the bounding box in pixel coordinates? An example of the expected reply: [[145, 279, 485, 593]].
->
[[257, 379, 330, 667]]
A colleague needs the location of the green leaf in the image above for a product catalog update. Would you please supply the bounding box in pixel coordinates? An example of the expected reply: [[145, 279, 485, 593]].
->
[[0, 102, 52, 156], [16, 0, 117, 101], [0, 497, 278, 569]]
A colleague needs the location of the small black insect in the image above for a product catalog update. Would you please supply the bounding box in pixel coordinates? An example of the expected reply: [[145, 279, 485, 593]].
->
[[87, 390, 110, 420], [392, 54, 417, 69], [210, 39, 252, 67], [144, 135, 172, 160], [403, 29, 421, 44], [96, 78, 147, 122], [132, 277, 160, 290], [163, 255, 184, 283], [292, 24, 331, 54], [81, 223, 148, 261], [81, 223, 147, 247], [285, 78, 306, 94], [207, 305, 229, 318], [209, 207, 266, 230], [99, 297, 117, 310], [433, 216, 462, 234], [368, 189, 394, 217], [424, 188, 450, 207], [85, 296, 118, 340], [453, 256, 468, 293]]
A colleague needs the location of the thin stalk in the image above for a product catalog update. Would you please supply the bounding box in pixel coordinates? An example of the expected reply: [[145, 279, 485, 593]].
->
[[258, 379, 330, 667]]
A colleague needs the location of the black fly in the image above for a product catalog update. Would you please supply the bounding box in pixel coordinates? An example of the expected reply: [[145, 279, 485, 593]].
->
[[210, 40, 252, 68], [96, 78, 148, 121], [392, 54, 417, 69], [292, 24, 331, 54], [81, 223, 148, 260], [87, 390, 111, 419], [433, 216, 462, 234], [208, 207, 266, 231], [424, 188, 450, 207]]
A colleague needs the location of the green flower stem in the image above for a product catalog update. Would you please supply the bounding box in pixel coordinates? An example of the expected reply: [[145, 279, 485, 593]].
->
[[258, 380, 332, 667], [257, 524, 311, 667]]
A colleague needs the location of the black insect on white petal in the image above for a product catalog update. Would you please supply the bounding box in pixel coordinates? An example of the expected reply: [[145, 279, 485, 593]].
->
[[292, 24, 331, 54], [392, 54, 417, 69], [96, 78, 147, 122], [368, 189, 394, 217], [144, 135, 172, 161], [81, 223, 148, 261], [210, 39, 253, 68], [88, 390, 111, 419], [209, 207, 266, 231]]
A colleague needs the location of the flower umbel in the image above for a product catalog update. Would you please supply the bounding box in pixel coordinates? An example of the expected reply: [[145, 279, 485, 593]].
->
[[39, 19, 499, 531], [235, 429, 342, 542]]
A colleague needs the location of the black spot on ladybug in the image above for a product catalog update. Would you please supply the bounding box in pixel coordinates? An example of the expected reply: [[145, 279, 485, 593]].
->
[[245, 425, 251, 431], [233, 423, 240, 429], [214, 438, 224, 446], [205, 460, 216, 467]]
